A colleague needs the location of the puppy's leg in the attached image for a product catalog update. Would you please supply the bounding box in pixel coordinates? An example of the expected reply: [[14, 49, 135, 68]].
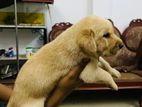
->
[[99, 57, 121, 78], [7, 92, 45, 107], [21, 98, 45, 107], [80, 60, 118, 90]]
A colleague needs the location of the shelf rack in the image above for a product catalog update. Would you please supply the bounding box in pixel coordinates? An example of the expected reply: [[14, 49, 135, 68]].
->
[[0, 0, 53, 81]]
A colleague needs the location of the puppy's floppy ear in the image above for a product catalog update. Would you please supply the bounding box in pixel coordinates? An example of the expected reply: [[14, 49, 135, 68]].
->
[[78, 29, 97, 57]]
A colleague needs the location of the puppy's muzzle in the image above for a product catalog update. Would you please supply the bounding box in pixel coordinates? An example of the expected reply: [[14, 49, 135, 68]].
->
[[110, 40, 123, 55]]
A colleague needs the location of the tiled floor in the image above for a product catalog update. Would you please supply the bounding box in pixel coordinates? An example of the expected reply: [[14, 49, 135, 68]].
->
[[60, 90, 141, 107], [0, 89, 141, 107]]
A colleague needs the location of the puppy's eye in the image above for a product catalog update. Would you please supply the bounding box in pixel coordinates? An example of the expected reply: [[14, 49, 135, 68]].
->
[[103, 33, 110, 38]]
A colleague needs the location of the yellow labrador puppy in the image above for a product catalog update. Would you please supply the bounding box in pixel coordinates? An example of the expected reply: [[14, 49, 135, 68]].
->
[[7, 16, 122, 107]]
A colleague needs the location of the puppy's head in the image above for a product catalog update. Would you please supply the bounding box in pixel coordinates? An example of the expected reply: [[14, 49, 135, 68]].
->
[[77, 16, 123, 58]]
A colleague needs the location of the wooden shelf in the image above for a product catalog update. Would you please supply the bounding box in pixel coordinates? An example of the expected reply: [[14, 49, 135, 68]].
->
[[0, 25, 47, 29], [0, 57, 27, 61], [0, 24, 48, 44], [0, 56, 27, 65], [21, 0, 54, 4]]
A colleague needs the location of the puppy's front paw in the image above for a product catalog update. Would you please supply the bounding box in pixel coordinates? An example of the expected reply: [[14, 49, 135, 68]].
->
[[110, 68, 121, 78], [109, 81, 118, 91]]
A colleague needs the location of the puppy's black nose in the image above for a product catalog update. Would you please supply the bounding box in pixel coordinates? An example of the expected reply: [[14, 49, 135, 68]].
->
[[119, 44, 123, 49]]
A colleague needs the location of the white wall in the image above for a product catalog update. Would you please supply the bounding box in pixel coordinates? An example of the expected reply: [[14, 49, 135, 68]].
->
[[93, 0, 142, 32], [48, 0, 142, 32], [46, 0, 89, 30]]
